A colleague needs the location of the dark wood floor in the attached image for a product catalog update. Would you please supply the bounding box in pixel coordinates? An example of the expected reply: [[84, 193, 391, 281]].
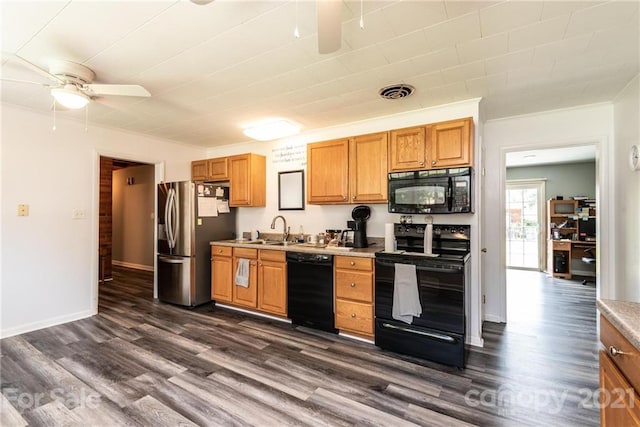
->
[[1, 267, 599, 426]]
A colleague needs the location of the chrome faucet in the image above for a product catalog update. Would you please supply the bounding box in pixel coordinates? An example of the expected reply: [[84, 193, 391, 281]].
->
[[270, 215, 289, 242]]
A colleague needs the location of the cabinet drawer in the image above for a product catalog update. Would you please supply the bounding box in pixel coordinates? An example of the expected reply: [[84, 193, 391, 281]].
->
[[211, 246, 232, 257], [233, 247, 258, 259], [553, 241, 571, 251], [259, 249, 286, 262], [335, 271, 372, 302], [335, 300, 373, 335], [335, 256, 372, 271], [600, 315, 640, 391]]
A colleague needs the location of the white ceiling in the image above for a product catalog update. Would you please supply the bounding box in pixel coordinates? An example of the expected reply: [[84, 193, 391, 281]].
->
[[506, 145, 596, 167], [1, 0, 638, 148]]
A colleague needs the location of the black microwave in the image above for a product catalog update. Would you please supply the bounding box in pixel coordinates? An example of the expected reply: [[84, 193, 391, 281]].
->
[[388, 167, 472, 214]]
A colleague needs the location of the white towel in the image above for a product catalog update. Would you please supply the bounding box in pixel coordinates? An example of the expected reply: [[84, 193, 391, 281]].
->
[[235, 258, 250, 287], [392, 263, 422, 324]]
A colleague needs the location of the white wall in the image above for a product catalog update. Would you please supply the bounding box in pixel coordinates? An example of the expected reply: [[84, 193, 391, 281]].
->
[[206, 99, 485, 346], [613, 75, 640, 302], [483, 104, 614, 322], [0, 104, 206, 338], [113, 165, 155, 270]]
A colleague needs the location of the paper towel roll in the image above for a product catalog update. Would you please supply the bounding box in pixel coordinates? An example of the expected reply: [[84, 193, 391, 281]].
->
[[384, 223, 395, 252], [424, 223, 433, 254]]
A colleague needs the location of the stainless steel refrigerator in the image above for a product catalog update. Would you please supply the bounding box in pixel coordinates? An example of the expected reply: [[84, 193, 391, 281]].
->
[[157, 181, 236, 306]]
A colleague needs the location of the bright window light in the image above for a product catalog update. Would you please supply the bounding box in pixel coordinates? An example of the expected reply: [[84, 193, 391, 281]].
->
[[242, 118, 301, 141]]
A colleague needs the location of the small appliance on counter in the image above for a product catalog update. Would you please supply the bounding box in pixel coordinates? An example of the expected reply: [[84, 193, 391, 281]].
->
[[347, 205, 370, 248]]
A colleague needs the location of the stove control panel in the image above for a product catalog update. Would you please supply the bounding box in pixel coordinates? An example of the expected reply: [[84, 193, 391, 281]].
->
[[394, 224, 470, 240]]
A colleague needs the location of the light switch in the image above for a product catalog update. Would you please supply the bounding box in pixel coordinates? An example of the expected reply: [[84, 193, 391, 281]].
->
[[197, 218, 203, 226], [17, 204, 29, 216], [72, 209, 87, 220]]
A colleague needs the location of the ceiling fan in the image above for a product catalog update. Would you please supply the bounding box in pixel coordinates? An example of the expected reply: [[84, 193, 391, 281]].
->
[[1, 53, 151, 109]]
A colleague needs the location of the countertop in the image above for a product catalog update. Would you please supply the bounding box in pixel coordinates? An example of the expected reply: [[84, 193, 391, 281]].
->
[[597, 299, 640, 350], [210, 239, 381, 258]]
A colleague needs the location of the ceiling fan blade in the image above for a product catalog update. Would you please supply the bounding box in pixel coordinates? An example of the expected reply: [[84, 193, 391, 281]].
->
[[0, 77, 54, 87], [2, 52, 65, 84], [84, 84, 151, 97], [317, 0, 342, 54]]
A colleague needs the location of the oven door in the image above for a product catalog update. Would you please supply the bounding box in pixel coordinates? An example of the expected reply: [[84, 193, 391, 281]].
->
[[374, 256, 465, 334], [388, 174, 451, 214]]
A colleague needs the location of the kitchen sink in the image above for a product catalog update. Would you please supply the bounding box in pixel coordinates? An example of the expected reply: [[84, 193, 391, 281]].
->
[[246, 240, 298, 246]]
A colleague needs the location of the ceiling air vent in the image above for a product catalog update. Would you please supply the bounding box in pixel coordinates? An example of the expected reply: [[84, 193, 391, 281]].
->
[[378, 84, 415, 100]]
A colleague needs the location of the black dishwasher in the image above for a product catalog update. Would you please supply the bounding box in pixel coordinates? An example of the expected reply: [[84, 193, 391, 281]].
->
[[287, 252, 337, 333]]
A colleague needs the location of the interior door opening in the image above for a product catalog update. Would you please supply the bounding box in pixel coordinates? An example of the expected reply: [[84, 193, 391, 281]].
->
[[505, 180, 545, 271]]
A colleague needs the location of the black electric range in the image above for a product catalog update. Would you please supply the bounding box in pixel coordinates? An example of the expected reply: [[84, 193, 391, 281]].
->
[[374, 224, 470, 368]]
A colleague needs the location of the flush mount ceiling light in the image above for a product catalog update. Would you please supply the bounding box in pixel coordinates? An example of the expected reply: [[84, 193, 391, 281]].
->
[[190, 0, 214, 4], [243, 119, 301, 141], [51, 84, 90, 109], [378, 83, 415, 100]]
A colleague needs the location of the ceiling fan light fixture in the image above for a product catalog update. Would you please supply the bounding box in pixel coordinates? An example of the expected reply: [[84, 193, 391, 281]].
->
[[242, 118, 301, 141], [51, 85, 89, 109]]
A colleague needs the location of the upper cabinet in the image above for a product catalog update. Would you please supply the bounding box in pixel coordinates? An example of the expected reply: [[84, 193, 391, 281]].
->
[[430, 118, 473, 169], [307, 132, 388, 205], [191, 153, 265, 207], [388, 117, 473, 172], [229, 153, 266, 207], [307, 138, 350, 204]]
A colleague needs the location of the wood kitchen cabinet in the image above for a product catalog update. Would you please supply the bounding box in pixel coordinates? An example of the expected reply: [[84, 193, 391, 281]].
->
[[334, 256, 374, 338], [207, 157, 229, 181], [599, 315, 640, 426], [232, 247, 258, 308], [430, 118, 473, 168], [211, 245, 233, 303], [229, 153, 266, 207], [191, 160, 209, 181], [257, 250, 287, 316], [307, 138, 350, 204], [307, 132, 388, 204], [388, 117, 473, 172]]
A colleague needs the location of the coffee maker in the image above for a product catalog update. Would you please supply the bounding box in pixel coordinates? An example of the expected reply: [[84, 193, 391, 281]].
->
[[346, 205, 370, 248]]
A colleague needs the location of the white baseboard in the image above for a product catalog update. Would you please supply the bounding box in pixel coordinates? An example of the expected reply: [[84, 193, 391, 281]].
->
[[467, 335, 484, 347], [0, 309, 96, 339], [112, 260, 154, 272], [484, 314, 505, 323]]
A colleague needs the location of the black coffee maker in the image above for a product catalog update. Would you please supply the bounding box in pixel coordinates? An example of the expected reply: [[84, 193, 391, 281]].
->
[[347, 205, 370, 248]]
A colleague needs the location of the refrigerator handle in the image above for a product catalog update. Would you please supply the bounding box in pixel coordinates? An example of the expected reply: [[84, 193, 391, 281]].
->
[[166, 188, 174, 249], [172, 187, 180, 249]]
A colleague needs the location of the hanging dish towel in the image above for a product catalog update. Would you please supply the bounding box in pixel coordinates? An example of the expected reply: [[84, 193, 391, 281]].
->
[[235, 258, 250, 287], [392, 263, 422, 324]]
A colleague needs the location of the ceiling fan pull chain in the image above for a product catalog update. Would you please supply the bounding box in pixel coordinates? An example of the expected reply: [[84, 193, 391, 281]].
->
[[85, 103, 88, 132], [52, 102, 57, 131], [294, 0, 300, 38], [360, 0, 364, 29]]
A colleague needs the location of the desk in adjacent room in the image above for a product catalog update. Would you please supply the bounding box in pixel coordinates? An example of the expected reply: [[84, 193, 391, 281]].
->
[[548, 239, 596, 279]]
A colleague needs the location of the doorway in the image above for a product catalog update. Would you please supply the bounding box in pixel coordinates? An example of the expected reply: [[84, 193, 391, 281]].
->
[[98, 156, 154, 284], [505, 180, 545, 270]]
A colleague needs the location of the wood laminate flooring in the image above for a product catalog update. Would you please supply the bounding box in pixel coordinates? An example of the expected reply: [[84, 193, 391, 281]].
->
[[1, 267, 599, 426]]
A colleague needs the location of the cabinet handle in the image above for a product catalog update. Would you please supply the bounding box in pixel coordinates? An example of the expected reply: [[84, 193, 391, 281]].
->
[[609, 345, 628, 357], [419, 161, 424, 166], [352, 196, 356, 200], [350, 261, 355, 266], [259, 262, 263, 266], [343, 196, 347, 201], [350, 282, 355, 287], [218, 249, 222, 253], [432, 160, 437, 165], [351, 313, 356, 318]]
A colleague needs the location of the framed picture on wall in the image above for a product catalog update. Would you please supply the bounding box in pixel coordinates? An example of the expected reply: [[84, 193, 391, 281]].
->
[[278, 170, 305, 210]]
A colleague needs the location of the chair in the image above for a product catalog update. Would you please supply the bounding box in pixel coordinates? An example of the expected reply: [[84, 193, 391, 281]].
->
[[581, 247, 596, 285]]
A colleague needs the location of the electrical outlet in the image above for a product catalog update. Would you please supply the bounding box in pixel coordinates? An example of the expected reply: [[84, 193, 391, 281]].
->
[[72, 209, 87, 220], [17, 204, 29, 216]]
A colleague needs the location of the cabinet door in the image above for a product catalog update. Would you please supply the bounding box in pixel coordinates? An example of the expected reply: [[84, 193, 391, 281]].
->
[[211, 256, 233, 302], [430, 118, 472, 168], [389, 126, 427, 171], [232, 257, 258, 307], [307, 139, 349, 204], [229, 154, 266, 207], [208, 157, 228, 181], [258, 260, 287, 316], [191, 160, 208, 181], [350, 132, 388, 203], [599, 351, 640, 426]]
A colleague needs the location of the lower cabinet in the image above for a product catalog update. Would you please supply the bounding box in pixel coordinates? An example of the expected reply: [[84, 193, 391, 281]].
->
[[232, 248, 258, 308], [334, 256, 374, 337], [258, 250, 287, 316], [211, 245, 287, 317], [211, 245, 233, 303], [599, 315, 640, 426]]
